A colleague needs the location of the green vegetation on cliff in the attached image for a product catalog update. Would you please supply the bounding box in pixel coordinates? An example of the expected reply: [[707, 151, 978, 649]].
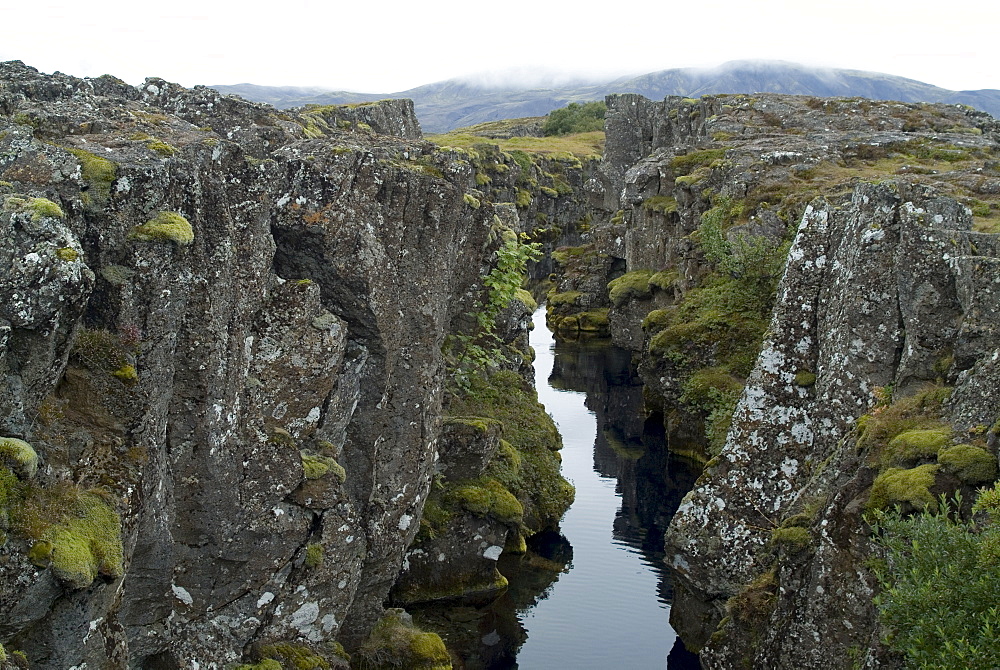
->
[[871, 484, 1000, 668], [443, 370, 573, 533], [542, 101, 606, 136]]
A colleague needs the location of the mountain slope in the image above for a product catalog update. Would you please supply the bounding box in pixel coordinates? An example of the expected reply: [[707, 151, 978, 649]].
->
[[211, 60, 1000, 133]]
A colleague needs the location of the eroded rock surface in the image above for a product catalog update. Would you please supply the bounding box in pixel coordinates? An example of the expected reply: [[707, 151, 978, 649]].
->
[[0, 60, 533, 668]]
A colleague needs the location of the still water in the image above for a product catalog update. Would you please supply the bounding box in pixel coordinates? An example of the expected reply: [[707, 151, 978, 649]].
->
[[414, 309, 700, 668], [512, 308, 700, 669]]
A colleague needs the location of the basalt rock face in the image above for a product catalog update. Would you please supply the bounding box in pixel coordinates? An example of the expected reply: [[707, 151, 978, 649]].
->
[[583, 92, 1000, 667], [0, 61, 517, 668]]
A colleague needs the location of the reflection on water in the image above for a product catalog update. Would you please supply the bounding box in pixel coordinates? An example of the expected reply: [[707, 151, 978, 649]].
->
[[414, 310, 701, 668]]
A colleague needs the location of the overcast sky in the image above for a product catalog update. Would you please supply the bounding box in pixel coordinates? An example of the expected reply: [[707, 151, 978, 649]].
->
[[3, 1, 998, 93]]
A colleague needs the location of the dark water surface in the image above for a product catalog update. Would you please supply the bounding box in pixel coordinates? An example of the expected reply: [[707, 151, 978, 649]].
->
[[511, 308, 700, 669], [414, 310, 701, 669]]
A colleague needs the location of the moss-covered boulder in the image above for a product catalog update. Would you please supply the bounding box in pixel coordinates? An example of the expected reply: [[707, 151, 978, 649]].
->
[[938, 444, 998, 484], [867, 464, 942, 513], [0, 438, 38, 480], [354, 609, 451, 670]]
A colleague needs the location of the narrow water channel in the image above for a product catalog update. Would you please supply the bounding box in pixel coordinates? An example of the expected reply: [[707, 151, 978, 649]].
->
[[413, 309, 701, 668], [511, 308, 701, 669]]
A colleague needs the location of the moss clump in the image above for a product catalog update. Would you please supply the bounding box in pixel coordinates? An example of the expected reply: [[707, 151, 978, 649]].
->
[[355, 609, 452, 670], [514, 288, 537, 312], [56, 247, 79, 261], [647, 270, 678, 291], [546, 290, 581, 309], [256, 642, 332, 669], [856, 385, 953, 455], [671, 148, 727, 175], [641, 308, 674, 333], [463, 193, 480, 209], [21, 488, 124, 588], [868, 464, 941, 513], [66, 147, 117, 203], [576, 309, 609, 333], [304, 542, 324, 568], [446, 478, 523, 525], [770, 525, 811, 552], [794, 370, 817, 387], [146, 139, 177, 157], [607, 269, 655, 307], [112, 364, 138, 383], [642, 195, 678, 214], [881, 427, 951, 469], [129, 211, 194, 246], [938, 445, 998, 485], [29, 197, 64, 220], [0, 438, 38, 480], [235, 660, 283, 670], [515, 189, 532, 208]]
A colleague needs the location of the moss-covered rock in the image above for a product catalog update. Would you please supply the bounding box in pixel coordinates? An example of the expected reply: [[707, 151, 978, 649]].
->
[[607, 269, 654, 307], [129, 211, 194, 246], [25, 489, 125, 588], [867, 464, 941, 513], [881, 427, 951, 469], [355, 609, 451, 670], [0, 438, 38, 480], [937, 444, 998, 484]]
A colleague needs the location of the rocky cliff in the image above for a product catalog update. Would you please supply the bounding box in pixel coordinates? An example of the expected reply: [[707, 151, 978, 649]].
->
[[0, 61, 576, 669], [549, 91, 1000, 667]]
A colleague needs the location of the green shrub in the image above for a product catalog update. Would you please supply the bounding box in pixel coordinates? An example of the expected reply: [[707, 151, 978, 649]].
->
[[542, 101, 606, 136], [870, 487, 1000, 668]]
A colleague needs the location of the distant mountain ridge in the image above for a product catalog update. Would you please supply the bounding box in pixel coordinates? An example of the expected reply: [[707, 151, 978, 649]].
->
[[212, 60, 1000, 133]]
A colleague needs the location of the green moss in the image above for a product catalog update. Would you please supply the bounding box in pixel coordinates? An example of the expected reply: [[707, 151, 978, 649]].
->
[[514, 288, 538, 312], [235, 660, 283, 670], [129, 211, 194, 246], [66, 147, 117, 203], [771, 526, 812, 553], [146, 139, 177, 156], [546, 290, 582, 309], [671, 148, 727, 175], [770, 525, 811, 552], [23, 489, 124, 588], [515, 189, 532, 208], [794, 370, 817, 387], [938, 444, 998, 484], [857, 386, 953, 454], [29, 197, 64, 220], [56, 246, 79, 261], [0, 438, 38, 479], [680, 367, 743, 410], [642, 195, 678, 214], [576, 309, 609, 332], [112, 364, 138, 383], [463, 193, 480, 209], [868, 464, 941, 512], [446, 478, 523, 525], [356, 609, 452, 670], [647, 270, 678, 291], [641, 308, 674, 333], [448, 370, 573, 531], [304, 542, 324, 568], [252, 643, 332, 670], [607, 269, 655, 306], [881, 428, 951, 469]]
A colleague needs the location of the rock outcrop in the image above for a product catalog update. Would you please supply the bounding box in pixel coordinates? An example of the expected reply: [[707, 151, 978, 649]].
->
[[0, 60, 570, 668], [553, 91, 1000, 667]]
